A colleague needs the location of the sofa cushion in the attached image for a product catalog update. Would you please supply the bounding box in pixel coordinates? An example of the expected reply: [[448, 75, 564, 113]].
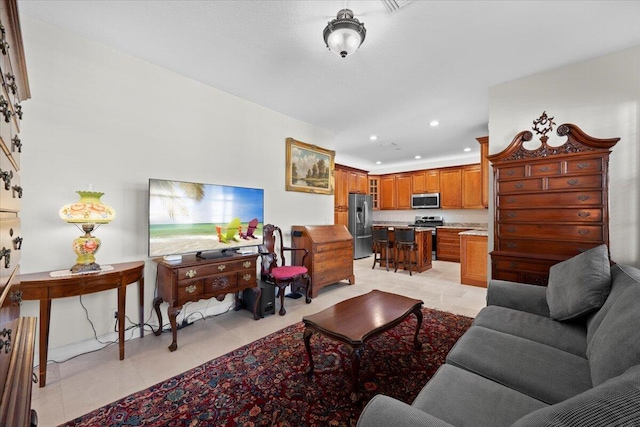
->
[[512, 365, 640, 427], [586, 264, 640, 345], [546, 244, 611, 321], [357, 395, 455, 427], [446, 326, 592, 404], [587, 284, 640, 386], [473, 305, 587, 357], [412, 365, 547, 427]]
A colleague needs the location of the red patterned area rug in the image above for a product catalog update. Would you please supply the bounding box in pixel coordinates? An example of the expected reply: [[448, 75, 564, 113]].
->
[[60, 307, 472, 427]]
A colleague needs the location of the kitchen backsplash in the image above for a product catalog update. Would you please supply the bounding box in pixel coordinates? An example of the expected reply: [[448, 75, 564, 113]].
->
[[373, 209, 489, 227]]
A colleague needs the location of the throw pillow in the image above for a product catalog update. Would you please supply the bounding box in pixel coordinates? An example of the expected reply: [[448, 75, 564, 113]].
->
[[546, 244, 611, 321]]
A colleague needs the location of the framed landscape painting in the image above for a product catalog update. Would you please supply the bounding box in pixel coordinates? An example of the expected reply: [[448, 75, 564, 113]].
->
[[285, 138, 335, 195]]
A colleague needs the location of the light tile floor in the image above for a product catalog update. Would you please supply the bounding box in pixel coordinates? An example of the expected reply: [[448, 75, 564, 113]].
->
[[31, 258, 488, 426]]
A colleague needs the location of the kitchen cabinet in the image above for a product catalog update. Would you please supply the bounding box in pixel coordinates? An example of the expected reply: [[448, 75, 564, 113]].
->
[[396, 173, 412, 209], [477, 136, 489, 208], [439, 168, 462, 209], [426, 170, 440, 193], [462, 164, 483, 208], [460, 232, 488, 287], [488, 120, 617, 286], [411, 171, 426, 194], [369, 176, 379, 210], [348, 170, 368, 194], [380, 175, 396, 210], [436, 227, 472, 262], [334, 167, 349, 227]]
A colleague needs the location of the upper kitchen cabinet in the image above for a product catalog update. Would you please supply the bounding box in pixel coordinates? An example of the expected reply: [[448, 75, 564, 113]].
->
[[411, 170, 426, 194], [462, 164, 483, 209], [348, 170, 368, 194], [368, 176, 379, 210], [439, 168, 462, 209], [379, 175, 396, 210], [380, 173, 412, 210], [334, 164, 369, 226], [477, 136, 489, 208], [426, 170, 440, 193]]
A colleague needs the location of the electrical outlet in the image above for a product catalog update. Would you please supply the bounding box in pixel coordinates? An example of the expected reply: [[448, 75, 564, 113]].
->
[[113, 311, 118, 319]]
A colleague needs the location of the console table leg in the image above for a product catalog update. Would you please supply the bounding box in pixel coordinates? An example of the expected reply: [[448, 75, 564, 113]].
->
[[152, 297, 164, 336], [168, 306, 181, 352], [412, 306, 423, 350], [303, 328, 314, 376]]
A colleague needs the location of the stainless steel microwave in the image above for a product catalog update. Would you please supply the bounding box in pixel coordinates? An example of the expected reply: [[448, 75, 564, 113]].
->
[[411, 193, 440, 209]]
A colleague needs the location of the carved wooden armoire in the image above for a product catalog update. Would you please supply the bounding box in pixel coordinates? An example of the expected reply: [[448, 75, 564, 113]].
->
[[488, 112, 618, 285]]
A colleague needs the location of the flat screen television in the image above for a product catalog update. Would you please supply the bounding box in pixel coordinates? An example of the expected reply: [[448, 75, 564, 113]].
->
[[148, 178, 264, 259]]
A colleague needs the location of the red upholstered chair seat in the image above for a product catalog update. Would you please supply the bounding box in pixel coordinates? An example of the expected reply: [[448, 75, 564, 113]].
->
[[272, 266, 308, 280]]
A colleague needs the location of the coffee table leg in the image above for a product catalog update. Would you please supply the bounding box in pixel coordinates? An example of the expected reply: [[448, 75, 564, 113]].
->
[[351, 347, 363, 402], [412, 306, 423, 350], [304, 328, 314, 376]]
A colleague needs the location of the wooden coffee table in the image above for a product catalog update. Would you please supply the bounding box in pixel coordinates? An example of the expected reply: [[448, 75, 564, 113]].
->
[[302, 290, 424, 401]]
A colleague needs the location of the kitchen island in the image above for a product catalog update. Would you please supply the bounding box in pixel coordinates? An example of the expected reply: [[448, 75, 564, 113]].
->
[[372, 226, 433, 273]]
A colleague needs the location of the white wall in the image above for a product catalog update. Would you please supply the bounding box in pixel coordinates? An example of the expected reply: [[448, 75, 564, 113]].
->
[[18, 17, 334, 356], [489, 45, 640, 268]]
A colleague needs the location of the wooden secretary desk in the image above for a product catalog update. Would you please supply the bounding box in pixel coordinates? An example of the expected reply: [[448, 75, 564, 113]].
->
[[488, 112, 618, 285]]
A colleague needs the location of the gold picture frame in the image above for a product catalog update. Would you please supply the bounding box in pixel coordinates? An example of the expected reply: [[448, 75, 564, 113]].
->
[[285, 138, 335, 195]]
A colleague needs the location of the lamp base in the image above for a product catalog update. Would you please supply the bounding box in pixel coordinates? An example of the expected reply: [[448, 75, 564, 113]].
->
[[71, 262, 101, 274]]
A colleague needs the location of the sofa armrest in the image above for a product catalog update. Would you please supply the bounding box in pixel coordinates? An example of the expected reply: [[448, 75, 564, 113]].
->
[[357, 395, 455, 427], [486, 280, 551, 317]]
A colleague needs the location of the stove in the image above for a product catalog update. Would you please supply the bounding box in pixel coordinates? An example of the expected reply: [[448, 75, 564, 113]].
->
[[409, 215, 444, 228], [408, 215, 443, 260]]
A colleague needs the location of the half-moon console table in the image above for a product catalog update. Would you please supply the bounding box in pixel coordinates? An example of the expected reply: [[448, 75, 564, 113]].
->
[[15, 260, 145, 387], [153, 253, 260, 352]]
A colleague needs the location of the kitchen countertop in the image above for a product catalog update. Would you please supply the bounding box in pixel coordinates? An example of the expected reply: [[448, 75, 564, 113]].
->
[[438, 223, 488, 229], [458, 229, 489, 237], [373, 223, 435, 232]]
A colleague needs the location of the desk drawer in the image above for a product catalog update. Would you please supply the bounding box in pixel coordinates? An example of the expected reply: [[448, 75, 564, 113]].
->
[[177, 279, 204, 303], [314, 241, 351, 254], [204, 273, 238, 295]]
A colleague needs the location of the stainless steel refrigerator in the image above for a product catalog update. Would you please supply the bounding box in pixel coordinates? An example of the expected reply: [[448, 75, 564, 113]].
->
[[348, 193, 373, 259]]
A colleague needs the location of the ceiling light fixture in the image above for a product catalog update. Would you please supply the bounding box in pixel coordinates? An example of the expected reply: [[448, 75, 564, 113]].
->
[[370, 135, 378, 141], [415, 155, 422, 159], [464, 147, 471, 152], [430, 120, 439, 127], [376, 161, 382, 165], [323, 9, 366, 58]]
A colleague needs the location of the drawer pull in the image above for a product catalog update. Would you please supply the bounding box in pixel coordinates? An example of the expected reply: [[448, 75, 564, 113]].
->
[[11, 135, 22, 153], [9, 290, 22, 305], [577, 195, 590, 201], [514, 182, 524, 189], [0, 168, 12, 190], [539, 166, 550, 172], [0, 95, 12, 122], [13, 236, 22, 250], [577, 163, 590, 169], [185, 284, 197, 294], [509, 262, 519, 268], [5, 72, 17, 95], [506, 197, 516, 204], [567, 179, 579, 186], [0, 328, 11, 354], [243, 261, 252, 268], [505, 170, 515, 176], [506, 227, 516, 233], [242, 274, 252, 282], [507, 243, 517, 249], [578, 229, 590, 235], [185, 270, 196, 278], [218, 265, 226, 271], [0, 24, 8, 56], [578, 211, 591, 218], [507, 212, 517, 218], [14, 103, 22, 120], [0, 247, 10, 268], [12, 185, 22, 198]]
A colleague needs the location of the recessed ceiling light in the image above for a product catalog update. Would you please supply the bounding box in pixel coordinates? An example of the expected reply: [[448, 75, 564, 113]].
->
[[430, 120, 439, 127], [414, 155, 422, 159], [375, 161, 382, 165], [464, 147, 471, 152], [370, 135, 378, 141]]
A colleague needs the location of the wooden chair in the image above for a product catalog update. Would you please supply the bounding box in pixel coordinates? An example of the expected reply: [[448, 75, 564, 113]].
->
[[216, 217, 241, 243], [372, 227, 394, 271], [394, 227, 418, 276], [259, 224, 312, 315], [241, 218, 260, 239]]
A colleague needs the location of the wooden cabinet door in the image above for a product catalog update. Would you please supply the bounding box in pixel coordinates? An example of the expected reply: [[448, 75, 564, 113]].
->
[[357, 173, 368, 194], [368, 176, 380, 210], [334, 210, 348, 228], [477, 136, 489, 208], [426, 170, 440, 193], [380, 176, 396, 210], [440, 169, 462, 209], [412, 171, 426, 194], [462, 164, 483, 208], [335, 168, 349, 209], [396, 174, 412, 209], [347, 171, 360, 193]]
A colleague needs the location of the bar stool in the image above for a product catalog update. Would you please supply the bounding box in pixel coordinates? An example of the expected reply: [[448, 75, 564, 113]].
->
[[394, 227, 418, 276], [372, 227, 394, 271]]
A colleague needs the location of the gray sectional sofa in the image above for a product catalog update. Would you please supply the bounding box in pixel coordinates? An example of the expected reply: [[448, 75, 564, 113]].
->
[[357, 245, 640, 426]]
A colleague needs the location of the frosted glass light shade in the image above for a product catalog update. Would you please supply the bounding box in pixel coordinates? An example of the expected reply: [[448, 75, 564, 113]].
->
[[59, 191, 116, 224], [323, 9, 366, 58]]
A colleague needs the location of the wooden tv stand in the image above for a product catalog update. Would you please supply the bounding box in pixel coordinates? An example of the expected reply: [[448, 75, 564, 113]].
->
[[153, 253, 260, 352]]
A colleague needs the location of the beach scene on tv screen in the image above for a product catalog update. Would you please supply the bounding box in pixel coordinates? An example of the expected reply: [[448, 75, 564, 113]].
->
[[149, 180, 264, 257]]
